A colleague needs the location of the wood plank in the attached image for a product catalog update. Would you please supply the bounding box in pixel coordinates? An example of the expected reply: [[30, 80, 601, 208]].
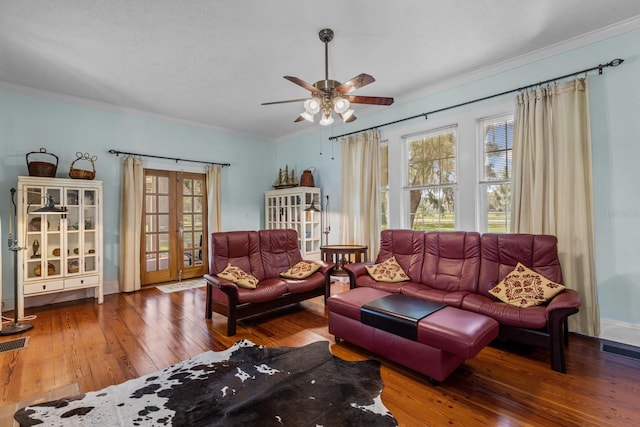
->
[[0, 287, 638, 427]]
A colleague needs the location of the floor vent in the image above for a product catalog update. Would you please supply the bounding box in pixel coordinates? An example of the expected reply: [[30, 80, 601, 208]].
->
[[600, 339, 640, 361], [0, 337, 29, 354]]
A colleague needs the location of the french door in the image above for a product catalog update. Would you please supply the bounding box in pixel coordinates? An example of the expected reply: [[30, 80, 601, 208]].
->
[[141, 169, 207, 285]]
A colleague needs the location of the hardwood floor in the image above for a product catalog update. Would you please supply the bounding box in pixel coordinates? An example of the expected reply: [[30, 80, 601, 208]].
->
[[1, 282, 639, 426]]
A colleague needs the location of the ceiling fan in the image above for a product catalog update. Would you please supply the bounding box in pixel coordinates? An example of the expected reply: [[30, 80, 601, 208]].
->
[[261, 28, 394, 126]]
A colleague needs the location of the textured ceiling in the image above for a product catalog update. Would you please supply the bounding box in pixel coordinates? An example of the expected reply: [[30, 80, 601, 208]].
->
[[1, 1, 640, 141]]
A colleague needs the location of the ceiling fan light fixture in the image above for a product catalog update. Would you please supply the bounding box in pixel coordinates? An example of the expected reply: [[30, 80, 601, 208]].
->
[[333, 97, 350, 114], [300, 111, 316, 122], [304, 98, 320, 114], [341, 108, 355, 122], [319, 114, 334, 126]]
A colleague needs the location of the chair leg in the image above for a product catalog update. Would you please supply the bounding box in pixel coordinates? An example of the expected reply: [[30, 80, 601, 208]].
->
[[205, 284, 213, 319]]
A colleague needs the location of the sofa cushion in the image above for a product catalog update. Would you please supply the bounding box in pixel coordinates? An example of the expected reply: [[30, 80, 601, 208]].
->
[[280, 261, 321, 279], [488, 262, 565, 308], [420, 231, 481, 293], [283, 272, 325, 294], [258, 229, 304, 278], [461, 293, 548, 328], [217, 263, 259, 289], [376, 230, 425, 282], [401, 283, 469, 308], [211, 231, 265, 280], [365, 257, 410, 283], [478, 233, 564, 298]]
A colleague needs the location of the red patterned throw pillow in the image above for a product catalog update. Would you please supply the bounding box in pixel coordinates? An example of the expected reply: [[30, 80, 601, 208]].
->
[[280, 261, 322, 279], [488, 262, 565, 308], [365, 256, 410, 283], [217, 264, 259, 289]]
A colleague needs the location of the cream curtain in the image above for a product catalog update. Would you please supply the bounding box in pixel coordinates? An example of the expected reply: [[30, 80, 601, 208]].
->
[[340, 130, 381, 260], [119, 156, 144, 292], [511, 79, 598, 336], [206, 165, 222, 260]]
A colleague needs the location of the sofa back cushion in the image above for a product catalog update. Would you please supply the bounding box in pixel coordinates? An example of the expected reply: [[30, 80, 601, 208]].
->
[[210, 231, 264, 280], [420, 231, 481, 292], [478, 233, 564, 298], [376, 229, 425, 282], [258, 229, 303, 278]]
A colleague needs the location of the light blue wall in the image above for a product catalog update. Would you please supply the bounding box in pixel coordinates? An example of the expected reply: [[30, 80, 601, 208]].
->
[[277, 29, 640, 330], [1, 89, 275, 304]]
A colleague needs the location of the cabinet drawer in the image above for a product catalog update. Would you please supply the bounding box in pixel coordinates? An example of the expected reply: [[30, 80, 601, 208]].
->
[[24, 280, 64, 295], [65, 275, 100, 290]]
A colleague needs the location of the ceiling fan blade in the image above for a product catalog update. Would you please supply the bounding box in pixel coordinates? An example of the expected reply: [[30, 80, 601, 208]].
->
[[346, 95, 394, 106], [261, 97, 310, 106], [283, 76, 323, 94], [335, 73, 375, 95], [294, 115, 306, 123]]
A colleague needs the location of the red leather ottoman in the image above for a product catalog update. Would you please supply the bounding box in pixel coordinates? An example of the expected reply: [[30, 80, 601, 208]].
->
[[327, 287, 499, 383]]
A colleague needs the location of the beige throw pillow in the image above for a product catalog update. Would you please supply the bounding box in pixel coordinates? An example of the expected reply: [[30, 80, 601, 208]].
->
[[489, 262, 565, 308], [217, 263, 259, 289], [365, 256, 410, 283], [280, 261, 322, 279]]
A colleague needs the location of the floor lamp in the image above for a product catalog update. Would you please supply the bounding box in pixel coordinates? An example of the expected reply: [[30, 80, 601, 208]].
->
[[1, 188, 64, 336]]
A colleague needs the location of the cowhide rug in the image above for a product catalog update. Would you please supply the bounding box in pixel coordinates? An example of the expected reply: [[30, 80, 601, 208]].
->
[[14, 340, 397, 426]]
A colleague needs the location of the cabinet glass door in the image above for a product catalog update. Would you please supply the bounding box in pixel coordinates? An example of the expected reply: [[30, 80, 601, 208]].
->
[[24, 186, 63, 280]]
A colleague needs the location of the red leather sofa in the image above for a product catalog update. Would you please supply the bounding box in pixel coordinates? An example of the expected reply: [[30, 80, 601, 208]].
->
[[204, 229, 334, 335], [344, 230, 582, 373]]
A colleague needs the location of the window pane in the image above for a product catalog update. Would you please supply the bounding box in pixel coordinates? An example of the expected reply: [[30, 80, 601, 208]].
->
[[483, 118, 513, 181], [158, 176, 169, 194], [381, 190, 389, 230], [408, 188, 455, 231], [486, 184, 511, 232], [478, 114, 513, 233], [407, 129, 457, 187]]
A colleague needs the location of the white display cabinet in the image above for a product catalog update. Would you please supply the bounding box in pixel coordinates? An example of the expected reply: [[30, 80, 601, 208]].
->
[[16, 176, 103, 318], [265, 187, 322, 260]]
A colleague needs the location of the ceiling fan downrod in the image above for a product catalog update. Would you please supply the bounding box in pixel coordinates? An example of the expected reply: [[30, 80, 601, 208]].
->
[[319, 28, 334, 83]]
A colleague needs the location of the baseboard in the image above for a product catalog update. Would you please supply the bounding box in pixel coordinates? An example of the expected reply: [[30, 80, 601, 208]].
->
[[600, 318, 640, 348]]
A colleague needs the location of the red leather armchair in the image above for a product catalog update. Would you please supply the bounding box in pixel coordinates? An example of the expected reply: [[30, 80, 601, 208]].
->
[[204, 229, 334, 335]]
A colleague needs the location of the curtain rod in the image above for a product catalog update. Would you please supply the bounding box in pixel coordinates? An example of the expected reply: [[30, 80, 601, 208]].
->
[[328, 58, 624, 141], [108, 149, 231, 167]]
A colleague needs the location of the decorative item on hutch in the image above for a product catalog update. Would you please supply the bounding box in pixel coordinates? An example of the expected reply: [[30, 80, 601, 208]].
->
[[272, 165, 298, 189], [26, 148, 58, 177], [69, 152, 97, 180], [300, 169, 315, 187]]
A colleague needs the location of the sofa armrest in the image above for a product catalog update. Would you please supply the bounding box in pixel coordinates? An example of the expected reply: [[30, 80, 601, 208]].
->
[[344, 262, 374, 289], [545, 288, 581, 315]]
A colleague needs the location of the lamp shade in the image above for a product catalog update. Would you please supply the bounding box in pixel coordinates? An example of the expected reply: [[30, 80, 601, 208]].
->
[[304, 98, 320, 114], [319, 115, 334, 126], [33, 194, 64, 214], [333, 97, 350, 114]]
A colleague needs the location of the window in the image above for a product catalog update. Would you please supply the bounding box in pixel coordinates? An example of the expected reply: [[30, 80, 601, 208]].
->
[[404, 126, 457, 230], [478, 114, 513, 232], [380, 141, 389, 230]]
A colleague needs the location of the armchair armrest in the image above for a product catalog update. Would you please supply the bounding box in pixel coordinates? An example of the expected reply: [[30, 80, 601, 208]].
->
[[204, 274, 240, 293], [305, 260, 336, 276]]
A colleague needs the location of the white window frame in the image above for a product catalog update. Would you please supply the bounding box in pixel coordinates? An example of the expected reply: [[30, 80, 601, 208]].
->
[[381, 99, 514, 233], [476, 112, 514, 233], [402, 124, 459, 231]]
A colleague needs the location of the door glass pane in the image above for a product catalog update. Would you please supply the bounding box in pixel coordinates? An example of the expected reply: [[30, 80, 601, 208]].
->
[[146, 215, 156, 233], [158, 196, 169, 213], [146, 253, 157, 272], [158, 176, 169, 194], [183, 178, 193, 195], [146, 196, 156, 213], [158, 214, 169, 232]]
